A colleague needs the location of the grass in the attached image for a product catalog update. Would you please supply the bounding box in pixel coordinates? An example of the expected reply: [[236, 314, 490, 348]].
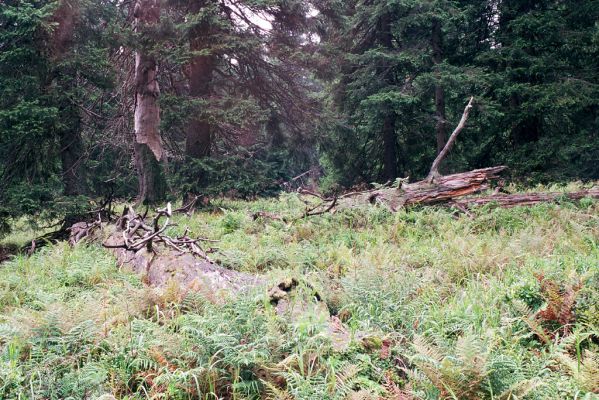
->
[[0, 190, 598, 399]]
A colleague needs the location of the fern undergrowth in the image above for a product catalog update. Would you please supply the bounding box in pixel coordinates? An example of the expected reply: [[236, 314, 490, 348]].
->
[[1, 190, 598, 399]]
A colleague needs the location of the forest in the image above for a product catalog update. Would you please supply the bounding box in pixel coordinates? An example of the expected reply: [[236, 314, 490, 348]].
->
[[0, 0, 598, 399]]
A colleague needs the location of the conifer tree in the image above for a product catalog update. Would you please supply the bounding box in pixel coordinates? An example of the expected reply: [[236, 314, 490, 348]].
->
[[132, 0, 166, 204]]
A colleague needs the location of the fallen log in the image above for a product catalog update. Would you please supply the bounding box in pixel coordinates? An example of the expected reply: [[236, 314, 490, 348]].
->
[[378, 166, 507, 208], [295, 95, 599, 213], [301, 167, 598, 214], [450, 188, 599, 209], [296, 97, 511, 214], [69, 206, 358, 353], [69, 204, 263, 296], [302, 166, 508, 214]]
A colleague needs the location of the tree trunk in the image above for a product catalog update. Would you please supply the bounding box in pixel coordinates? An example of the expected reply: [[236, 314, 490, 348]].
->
[[185, 1, 215, 159], [60, 105, 84, 196], [382, 113, 398, 181], [451, 189, 599, 209], [50, 0, 85, 197], [432, 18, 447, 155], [429, 97, 474, 180], [133, 0, 165, 204], [379, 10, 397, 181], [134, 142, 166, 204], [185, 52, 214, 158]]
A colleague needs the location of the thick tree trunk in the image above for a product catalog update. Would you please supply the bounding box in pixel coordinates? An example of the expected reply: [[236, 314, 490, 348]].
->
[[133, 0, 165, 204], [185, 1, 215, 159], [451, 189, 599, 208], [59, 108, 86, 228], [185, 53, 214, 158], [326, 166, 507, 212], [322, 166, 599, 212], [134, 142, 166, 204], [432, 19, 447, 155], [50, 0, 78, 55], [267, 112, 285, 148]]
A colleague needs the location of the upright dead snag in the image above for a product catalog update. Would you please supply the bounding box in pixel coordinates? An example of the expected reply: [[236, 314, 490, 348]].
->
[[133, 0, 165, 204]]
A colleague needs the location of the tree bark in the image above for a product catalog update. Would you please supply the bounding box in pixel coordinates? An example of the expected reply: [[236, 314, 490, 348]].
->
[[327, 166, 598, 212], [428, 97, 474, 180], [431, 18, 447, 155], [379, 10, 397, 181], [382, 113, 398, 181], [60, 105, 84, 196], [451, 189, 599, 209], [133, 0, 165, 204], [185, 1, 215, 159], [134, 142, 166, 204], [50, 0, 85, 197]]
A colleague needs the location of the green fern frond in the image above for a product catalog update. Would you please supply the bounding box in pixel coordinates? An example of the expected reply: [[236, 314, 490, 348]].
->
[[496, 378, 542, 400]]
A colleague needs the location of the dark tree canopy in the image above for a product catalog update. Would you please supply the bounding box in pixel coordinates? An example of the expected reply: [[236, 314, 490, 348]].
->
[[1, 0, 598, 234]]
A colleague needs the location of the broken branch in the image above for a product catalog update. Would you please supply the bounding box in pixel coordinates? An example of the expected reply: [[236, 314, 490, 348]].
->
[[428, 96, 474, 181]]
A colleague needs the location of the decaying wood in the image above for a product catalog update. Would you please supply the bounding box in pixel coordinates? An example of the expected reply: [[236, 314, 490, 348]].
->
[[299, 166, 598, 214], [428, 96, 474, 181], [133, 0, 162, 161], [295, 94, 598, 214], [300, 166, 508, 214], [69, 203, 262, 295], [68, 206, 342, 337], [450, 188, 599, 208], [174, 195, 200, 214], [101, 203, 217, 262]]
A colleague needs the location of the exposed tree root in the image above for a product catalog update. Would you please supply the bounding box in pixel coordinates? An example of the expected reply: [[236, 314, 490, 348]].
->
[[69, 203, 262, 295], [68, 204, 359, 352]]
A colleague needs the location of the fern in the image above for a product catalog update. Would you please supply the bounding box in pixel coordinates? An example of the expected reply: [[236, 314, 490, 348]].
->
[[555, 350, 599, 394], [512, 299, 552, 344], [262, 378, 294, 400], [332, 363, 362, 398], [535, 273, 582, 337], [408, 333, 540, 400], [496, 378, 542, 400]]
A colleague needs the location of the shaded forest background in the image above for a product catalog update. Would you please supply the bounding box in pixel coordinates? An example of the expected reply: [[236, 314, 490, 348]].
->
[[1, 0, 598, 233]]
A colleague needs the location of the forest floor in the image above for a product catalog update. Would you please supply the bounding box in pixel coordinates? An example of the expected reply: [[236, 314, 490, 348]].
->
[[1, 183, 598, 399]]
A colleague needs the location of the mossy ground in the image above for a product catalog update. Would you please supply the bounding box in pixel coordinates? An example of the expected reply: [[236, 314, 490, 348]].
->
[[1, 188, 598, 399]]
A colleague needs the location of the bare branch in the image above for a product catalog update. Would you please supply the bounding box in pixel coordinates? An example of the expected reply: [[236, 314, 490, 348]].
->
[[428, 96, 475, 181]]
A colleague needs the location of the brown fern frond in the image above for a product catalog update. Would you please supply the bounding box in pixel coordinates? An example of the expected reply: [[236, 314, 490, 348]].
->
[[262, 379, 294, 400], [148, 347, 177, 372], [335, 363, 361, 389], [535, 274, 583, 337], [380, 370, 413, 400]]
